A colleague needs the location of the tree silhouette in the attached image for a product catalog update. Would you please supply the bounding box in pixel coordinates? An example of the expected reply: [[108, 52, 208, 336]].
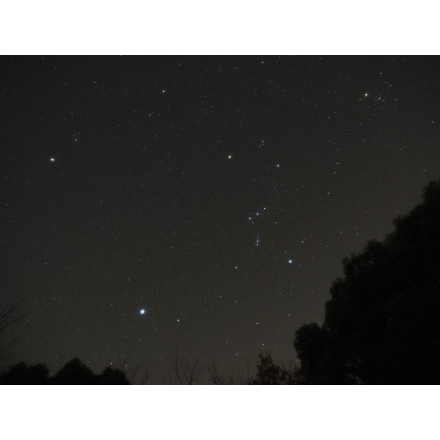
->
[[0, 358, 130, 385], [0, 362, 49, 385], [50, 358, 99, 384], [97, 366, 130, 385], [294, 177, 440, 384], [249, 352, 296, 384], [171, 346, 204, 384]]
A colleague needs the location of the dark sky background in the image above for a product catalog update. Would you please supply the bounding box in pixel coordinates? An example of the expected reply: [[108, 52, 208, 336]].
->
[[1, 56, 440, 382]]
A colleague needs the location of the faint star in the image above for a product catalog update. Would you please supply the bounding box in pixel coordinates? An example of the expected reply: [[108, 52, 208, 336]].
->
[[49, 157, 56, 163], [227, 154, 232, 159], [255, 235, 261, 247]]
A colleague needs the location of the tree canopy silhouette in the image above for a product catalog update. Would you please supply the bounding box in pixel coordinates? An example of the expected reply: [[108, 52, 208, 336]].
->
[[249, 353, 296, 384], [294, 177, 440, 384], [0, 362, 49, 385], [0, 358, 130, 385]]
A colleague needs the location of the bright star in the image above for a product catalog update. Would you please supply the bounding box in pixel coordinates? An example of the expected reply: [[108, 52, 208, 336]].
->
[[227, 154, 232, 159], [288, 259, 294, 264], [49, 157, 56, 163], [139, 308, 146, 315]]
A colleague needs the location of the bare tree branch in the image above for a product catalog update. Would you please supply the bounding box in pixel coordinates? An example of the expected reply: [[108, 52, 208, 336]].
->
[[0, 302, 27, 367], [0, 302, 26, 335], [116, 351, 152, 384], [171, 345, 204, 384]]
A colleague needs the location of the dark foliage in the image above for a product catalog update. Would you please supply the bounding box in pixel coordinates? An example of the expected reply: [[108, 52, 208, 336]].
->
[[0, 362, 49, 385], [294, 177, 440, 384], [0, 357, 129, 385], [98, 366, 131, 385], [50, 358, 98, 385], [249, 353, 296, 384]]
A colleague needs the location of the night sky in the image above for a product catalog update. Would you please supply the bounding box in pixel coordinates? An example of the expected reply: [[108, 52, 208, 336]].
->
[[2, 56, 440, 382]]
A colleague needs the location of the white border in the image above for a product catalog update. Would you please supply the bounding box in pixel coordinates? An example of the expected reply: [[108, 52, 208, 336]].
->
[[1, 385, 439, 439], [0, 0, 439, 54]]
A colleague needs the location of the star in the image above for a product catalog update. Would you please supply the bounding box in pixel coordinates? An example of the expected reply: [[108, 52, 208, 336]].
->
[[255, 235, 261, 247], [49, 157, 56, 163], [227, 154, 233, 160], [288, 259, 294, 264], [139, 308, 146, 315]]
